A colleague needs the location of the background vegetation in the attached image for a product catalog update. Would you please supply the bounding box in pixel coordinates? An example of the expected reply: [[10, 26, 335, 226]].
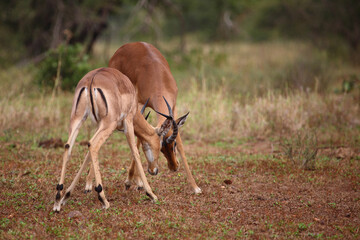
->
[[0, 0, 359, 239]]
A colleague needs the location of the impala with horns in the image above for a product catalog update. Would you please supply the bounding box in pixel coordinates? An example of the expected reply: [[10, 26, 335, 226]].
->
[[53, 67, 178, 212], [91, 42, 201, 194]]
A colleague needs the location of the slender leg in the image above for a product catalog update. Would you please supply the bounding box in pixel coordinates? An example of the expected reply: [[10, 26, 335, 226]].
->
[[124, 118, 157, 201], [176, 133, 202, 194], [54, 115, 87, 210], [85, 162, 94, 192], [53, 152, 91, 212], [88, 122, 117, 209], [125, 138, 144, 190]]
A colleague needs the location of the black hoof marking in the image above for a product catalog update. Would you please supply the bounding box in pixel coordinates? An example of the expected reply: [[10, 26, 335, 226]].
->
[[84, 189, 91, 194], [65, 144, 70, 149], [125, 185, 130, 190], [56, 192, 61, 201], [56, 184, 63, 191], [64, 192, 71, 200], [146, 192, 154, 200], [137, 187, 144, 191], [95, 184, 103, 193], [98, 195, 105, 204], [87, 142, 91, 147]]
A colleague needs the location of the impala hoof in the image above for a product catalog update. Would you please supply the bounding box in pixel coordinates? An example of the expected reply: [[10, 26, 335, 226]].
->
[[194, 187, 202, 194], [53, 203, 61, 212]]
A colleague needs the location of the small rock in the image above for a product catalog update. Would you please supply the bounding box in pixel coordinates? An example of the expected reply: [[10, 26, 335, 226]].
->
[[67, 211, 85, 220], [224, 179, 232, 185]]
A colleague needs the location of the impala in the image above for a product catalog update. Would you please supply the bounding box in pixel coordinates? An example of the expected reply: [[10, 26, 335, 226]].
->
[[86, 42, 202, 194], [53, 67, 177, 212]]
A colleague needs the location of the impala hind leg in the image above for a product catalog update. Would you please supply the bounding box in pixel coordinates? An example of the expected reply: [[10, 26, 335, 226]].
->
[[124, 118, 157, 201], [176, 133, 202, 194], [88, 122, 117, 209], [54, 114, 87, 211], [53, 152, 91, 212]]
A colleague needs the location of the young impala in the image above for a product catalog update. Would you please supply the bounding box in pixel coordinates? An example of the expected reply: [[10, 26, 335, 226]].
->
[[53, 67, 178, 212], [85, 42, 202, 194]]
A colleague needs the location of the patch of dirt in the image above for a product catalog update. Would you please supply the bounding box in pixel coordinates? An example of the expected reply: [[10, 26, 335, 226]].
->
[[0, 138, 359, 239], [38, 138, 64, 148]]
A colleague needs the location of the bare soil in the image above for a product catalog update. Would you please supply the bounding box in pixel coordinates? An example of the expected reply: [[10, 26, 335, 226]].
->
[[0, 136, 359, 239]]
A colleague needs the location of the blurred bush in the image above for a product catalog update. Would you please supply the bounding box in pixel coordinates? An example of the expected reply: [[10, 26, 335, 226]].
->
[[36, 44, 91, 91], [250, 0, 360, 61]]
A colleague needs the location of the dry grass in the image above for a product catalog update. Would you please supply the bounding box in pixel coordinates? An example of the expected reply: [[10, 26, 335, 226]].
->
[[1, 40, 360, 239], [1, 41, 360, 145]]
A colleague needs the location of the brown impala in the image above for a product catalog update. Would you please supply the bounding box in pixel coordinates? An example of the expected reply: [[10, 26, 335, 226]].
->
[[85, 42, 201, 194], [53, 67, 177, 212]]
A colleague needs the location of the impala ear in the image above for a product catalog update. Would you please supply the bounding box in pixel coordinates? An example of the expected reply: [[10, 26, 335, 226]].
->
[[155, 119, 172, 137], [176, 112, 189, 128]]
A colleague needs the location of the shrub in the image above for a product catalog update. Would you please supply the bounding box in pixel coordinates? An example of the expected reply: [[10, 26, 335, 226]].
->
[[36, 44, 91, 91], [280, 130, 318, 170]]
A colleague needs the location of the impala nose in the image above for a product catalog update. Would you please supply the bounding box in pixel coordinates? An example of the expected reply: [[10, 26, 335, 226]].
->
[[148, 167, 158, 175]]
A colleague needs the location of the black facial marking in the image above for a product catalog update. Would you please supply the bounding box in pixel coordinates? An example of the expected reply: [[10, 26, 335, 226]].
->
[[65, 144, 70, 149], [56, 184, 63, 191], [95, 184, 103, 193], [56, 192, 61, 201]]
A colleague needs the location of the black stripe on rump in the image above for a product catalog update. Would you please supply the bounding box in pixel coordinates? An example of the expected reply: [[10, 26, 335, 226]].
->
[[97, 88, 108, 116], [89, 76, 98, 122], [75, 87, 86, 114]]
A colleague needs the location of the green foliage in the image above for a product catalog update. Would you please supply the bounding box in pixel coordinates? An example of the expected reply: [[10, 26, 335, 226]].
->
[[36, 44, 91, 91], [250, 0, 360, 59]]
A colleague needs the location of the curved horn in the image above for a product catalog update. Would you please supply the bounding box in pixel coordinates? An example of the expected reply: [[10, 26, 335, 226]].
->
[[162, 96, 178, 144], [145, 111, 151, 120], [140, 98, 150, 115], [166, 119, 178, 144], [154, 96, 178, 144], [162, 96, 173, 118]]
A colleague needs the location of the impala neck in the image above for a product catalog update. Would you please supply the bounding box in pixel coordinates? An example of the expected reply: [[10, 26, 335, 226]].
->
[[133, 110, 157, 143]]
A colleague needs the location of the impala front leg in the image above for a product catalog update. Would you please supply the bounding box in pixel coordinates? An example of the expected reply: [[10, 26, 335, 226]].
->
[[85, 162, 94, 193], [176, 133, 202, 194], [125, 138, 144, 190], [125, 118, 157, 201]]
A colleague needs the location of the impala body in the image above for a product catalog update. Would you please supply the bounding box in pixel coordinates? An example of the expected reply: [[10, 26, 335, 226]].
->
[[53, 67, 176, 212], [107, 42, 201, 194]]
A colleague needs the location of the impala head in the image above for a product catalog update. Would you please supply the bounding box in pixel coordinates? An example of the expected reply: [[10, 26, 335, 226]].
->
[[140, 97, 189, 175]]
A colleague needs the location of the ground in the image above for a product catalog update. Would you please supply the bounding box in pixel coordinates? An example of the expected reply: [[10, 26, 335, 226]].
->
[[0, 132, 359, 239]]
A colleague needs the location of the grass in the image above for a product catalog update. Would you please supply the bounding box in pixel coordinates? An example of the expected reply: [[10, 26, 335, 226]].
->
[[0, 39, 360, 239]]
